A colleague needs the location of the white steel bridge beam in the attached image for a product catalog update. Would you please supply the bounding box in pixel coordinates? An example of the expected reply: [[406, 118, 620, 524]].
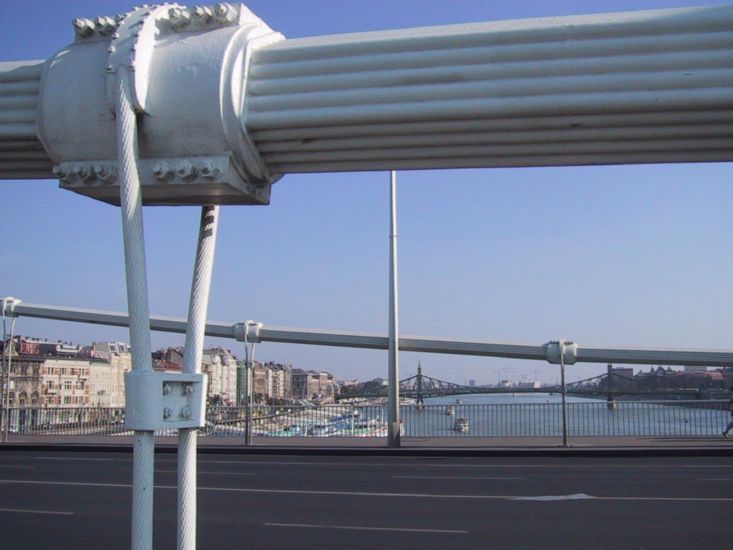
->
[[7, 301, 733, 368], [2, 6, 733, 187]]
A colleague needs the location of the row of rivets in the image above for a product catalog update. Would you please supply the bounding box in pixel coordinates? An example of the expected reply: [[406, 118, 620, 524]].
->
[[166, 3, 237, 31], [152, 159, 221, 180], [53, 163, 117, 184]]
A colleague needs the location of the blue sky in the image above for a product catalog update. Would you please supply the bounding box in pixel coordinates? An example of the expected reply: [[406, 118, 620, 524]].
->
[[2, 0, 732, 384]]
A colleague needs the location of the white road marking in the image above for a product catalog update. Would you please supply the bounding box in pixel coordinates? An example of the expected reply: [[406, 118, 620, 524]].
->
[[511, 494, 595, 501], [157, 469, 255, 476], [0, 507, 73, 516], [34, 457, 118, 462], [394, 475, 525, 480], [265, 522, 467, 534], [1, 479, 732, 502]]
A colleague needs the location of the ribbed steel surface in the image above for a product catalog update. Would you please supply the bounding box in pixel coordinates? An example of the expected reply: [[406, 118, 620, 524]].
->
[[246, 5, 733, 174], [0, 60, 51, 179]]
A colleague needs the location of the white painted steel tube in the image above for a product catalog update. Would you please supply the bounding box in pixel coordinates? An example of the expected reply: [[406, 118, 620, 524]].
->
[[387, 171, 400, 447], [244, 5, 733, 174], [116, 70, 154, 550], [179, 205, 219, 550], [9, 301, 733, 367]]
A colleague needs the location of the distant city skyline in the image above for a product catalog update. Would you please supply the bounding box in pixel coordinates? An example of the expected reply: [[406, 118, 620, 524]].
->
[[3, 0, 733, 385]]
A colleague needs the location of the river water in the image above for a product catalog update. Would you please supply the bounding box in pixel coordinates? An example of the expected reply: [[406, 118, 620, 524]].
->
[[389, 393, 730, 437]]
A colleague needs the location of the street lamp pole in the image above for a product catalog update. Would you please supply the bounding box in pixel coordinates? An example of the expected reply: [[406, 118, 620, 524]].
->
[[387, 171, 401, 447]]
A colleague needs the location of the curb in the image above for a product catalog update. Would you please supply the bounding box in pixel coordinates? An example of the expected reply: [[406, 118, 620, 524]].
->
[[1, 443, 731, 458]]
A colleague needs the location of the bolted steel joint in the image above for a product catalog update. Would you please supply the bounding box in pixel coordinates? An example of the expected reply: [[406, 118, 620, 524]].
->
[[197, 159, 220, 179], [180, 406, 192, 419], [152, 161, 173, 180], [176, 159, 197, 179], [93, 163, 117, 184], [95, 16, 117, 35], [72, 18, 95, 38], [73, 163, 93, 182], [183, 384, 194, 396], [163, 407, 173, 419], [213, 3, 237, 24], [162, 383, 172, 395], [52, 165, 73, 183], [192, 5, 213, 23], [168, 6, 192, 30]]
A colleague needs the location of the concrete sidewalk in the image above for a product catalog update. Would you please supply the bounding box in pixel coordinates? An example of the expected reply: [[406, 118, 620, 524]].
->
[[1, 434, 732, 455]]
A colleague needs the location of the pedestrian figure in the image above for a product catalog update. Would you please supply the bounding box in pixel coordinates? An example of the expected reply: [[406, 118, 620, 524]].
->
[[723, 395, 733, 439]]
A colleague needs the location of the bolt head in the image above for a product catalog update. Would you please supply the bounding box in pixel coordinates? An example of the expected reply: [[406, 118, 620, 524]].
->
[[197, 160, 219, 178], [163, 407, 173, 419], [176, 159, 196, 179], [152, 161, 171, 179], [73, 163, 91, 181], [192, 5, 212, 21], [72, 17, 95, 37], [213, 2, 236, 23]]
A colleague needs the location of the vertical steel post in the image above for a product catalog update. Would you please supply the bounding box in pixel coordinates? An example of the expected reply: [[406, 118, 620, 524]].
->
[[0, 298, 18, 443], [387, 171, 401, 447], [244, 360, 252, 445], [559, 340, 569, 447], [116, 70, 155, 550], [243, 326, 258, 446], [178, 205, 219, 550]]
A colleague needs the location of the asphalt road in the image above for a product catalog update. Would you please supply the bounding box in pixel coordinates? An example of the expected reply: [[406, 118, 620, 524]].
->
[[0, 451, 731, 549]]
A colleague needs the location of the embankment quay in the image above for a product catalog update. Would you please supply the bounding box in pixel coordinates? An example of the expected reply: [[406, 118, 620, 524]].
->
[[0, 450, 731, 549]]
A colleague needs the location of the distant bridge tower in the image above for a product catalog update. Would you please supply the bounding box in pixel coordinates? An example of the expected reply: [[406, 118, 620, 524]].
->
[[606, 364, 617, 410], [416, 362, 425, 407]]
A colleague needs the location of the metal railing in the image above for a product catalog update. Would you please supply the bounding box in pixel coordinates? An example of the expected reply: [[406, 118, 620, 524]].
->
[[2, 400, 729, 438]]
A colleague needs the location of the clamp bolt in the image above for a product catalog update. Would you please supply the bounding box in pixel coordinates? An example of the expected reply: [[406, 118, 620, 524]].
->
[[192, 5, 213, 23], [95, 16, 117, 35], [93, 164, 117, 184], [197, 160, 219, 179], [175, 159, 197, 179], [152, 161, 173, 180], [72, 18, 95, 38], [73, 163, 92, 182], [213, 3, 237, 24], [168, 6, 192, 30]]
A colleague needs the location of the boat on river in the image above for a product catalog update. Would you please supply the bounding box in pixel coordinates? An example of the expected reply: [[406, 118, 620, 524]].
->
[[454, 418, 469, 432]]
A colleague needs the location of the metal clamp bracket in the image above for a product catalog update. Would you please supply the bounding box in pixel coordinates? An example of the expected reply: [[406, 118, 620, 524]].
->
[[1, 297, 21, 317], [124, 370, 208, 430], [544, 340, 578, 365], [234, 320, 263, 343]]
